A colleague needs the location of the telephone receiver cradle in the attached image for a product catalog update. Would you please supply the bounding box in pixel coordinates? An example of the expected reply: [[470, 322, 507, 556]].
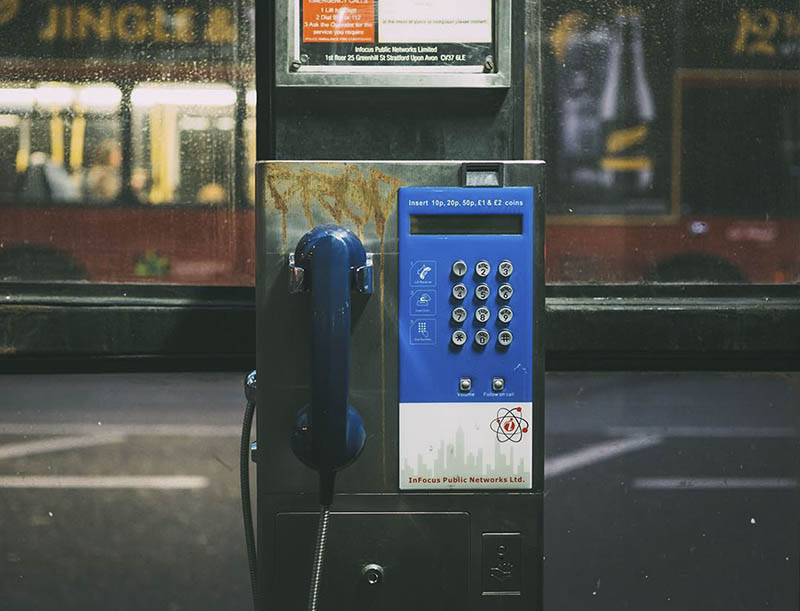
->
[[288, 225, 371, 505]]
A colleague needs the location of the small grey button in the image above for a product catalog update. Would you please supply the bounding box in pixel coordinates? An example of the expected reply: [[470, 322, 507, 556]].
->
[[492, 377, 505, 392], [475, 307, 490, 324], [498, 260, 513, 278], [498, 306, 513, 324], [475, 329, 491, 346], [475, 283, 490, 301], [452, 307, 468, 324], [452, 260, 468, 277], [498, 283, 513, 301], [497, 329, 513, 347], [459, 377, 472, 392], [452, 329, 468, 346], [475, 260, 491, 278], [452, 283, 468, 300]]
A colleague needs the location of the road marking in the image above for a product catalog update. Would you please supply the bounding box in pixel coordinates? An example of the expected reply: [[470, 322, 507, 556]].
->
[[0, 476, 209, 489], [0, 434, 126, 460], [0, 423, 240, 437], [606, 426, 796, 438], [545, 436, 663, 479], [633, 477, 798, 490]]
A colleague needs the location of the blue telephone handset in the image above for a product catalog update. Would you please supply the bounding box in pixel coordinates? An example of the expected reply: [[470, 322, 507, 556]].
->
[[289, 225, 370, 506]]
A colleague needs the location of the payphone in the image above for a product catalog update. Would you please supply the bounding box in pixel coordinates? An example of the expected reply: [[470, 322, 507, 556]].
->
[[245, 160, 544, 611]]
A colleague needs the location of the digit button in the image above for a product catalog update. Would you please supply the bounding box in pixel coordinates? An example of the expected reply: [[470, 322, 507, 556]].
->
[[452, 283, 467, 300], [452, 260, 468, 277], [475, 284, 490, 301], [475, 307, 490, 324], [475, 330, 491, 346], [452, 307, 468, 324], [498, 307, 513, 324], [498, 284, 513, 301]]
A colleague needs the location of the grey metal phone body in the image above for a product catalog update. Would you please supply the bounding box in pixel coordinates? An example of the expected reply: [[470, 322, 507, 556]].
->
[[255, 160, 545, 611]]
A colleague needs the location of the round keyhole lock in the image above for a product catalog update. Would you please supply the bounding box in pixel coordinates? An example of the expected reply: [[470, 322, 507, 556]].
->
[[361, 564, 384, 586]]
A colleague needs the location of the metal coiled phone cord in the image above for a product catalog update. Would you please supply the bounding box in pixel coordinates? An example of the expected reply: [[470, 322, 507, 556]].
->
[[242, 372, 330, 611], [307, 506, 330, 611]]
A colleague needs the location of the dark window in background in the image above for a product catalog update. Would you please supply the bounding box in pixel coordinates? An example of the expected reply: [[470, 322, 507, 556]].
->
[[681, 80, 799, 218], [543, 0, 800, 284]]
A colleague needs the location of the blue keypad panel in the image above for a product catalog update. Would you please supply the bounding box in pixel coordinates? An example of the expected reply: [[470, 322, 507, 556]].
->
[[398, 187, 535, 404]]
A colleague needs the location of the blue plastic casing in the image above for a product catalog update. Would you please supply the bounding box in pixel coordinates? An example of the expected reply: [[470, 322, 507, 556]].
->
[[398, 187, 534, 405]]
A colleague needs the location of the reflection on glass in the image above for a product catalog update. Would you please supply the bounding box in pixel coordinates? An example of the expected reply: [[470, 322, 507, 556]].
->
[[545, 1, 799, 284], [0, 1, 255, 285]]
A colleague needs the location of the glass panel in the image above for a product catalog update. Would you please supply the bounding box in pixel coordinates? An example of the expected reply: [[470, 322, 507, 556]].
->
[[0, 2, 255, 285], [543, 0, 799, 283]]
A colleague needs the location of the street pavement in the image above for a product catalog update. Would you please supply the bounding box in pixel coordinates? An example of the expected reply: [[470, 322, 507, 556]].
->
[[0, 372, 797, 610]]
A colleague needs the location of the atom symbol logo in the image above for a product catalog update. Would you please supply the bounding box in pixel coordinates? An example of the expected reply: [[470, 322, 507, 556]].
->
[[490, 407, 529, 443]]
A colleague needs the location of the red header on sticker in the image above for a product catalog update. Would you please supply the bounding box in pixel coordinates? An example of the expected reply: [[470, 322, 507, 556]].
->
[[303, 0, 376, 43]]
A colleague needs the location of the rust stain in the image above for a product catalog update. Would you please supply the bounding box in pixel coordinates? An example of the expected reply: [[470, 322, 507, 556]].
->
[[265, 164, 405, 254]]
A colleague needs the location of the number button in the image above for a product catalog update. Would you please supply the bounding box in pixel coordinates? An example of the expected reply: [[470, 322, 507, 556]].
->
[[451, 329, 468, 347], [475, 284, 490, 301], [498, 283, 513, 301], [497, 329, 513, 347], [475, 260, 491, 278], [498, 260, 513, 278], [498, 307, 513, 324], [452, 307, 468, 324], [474, 329, 491, 346], [475, 307, 490, 324], [452, 260, 468, 278], [452, 283, 468, 300]]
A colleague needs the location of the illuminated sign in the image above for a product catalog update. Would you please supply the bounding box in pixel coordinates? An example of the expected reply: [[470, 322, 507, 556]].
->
[[0, 1, 247, 61]]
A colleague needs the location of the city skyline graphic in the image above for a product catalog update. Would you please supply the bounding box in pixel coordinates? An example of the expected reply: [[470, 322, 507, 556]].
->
[[400, 402, 533, 489]]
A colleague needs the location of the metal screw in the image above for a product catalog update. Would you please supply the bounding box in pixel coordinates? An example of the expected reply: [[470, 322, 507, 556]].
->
[[290, 60, 302, 72], [483, 55, 495, 73], [362, 564, 384, 586], [300, 53, 310, 64]]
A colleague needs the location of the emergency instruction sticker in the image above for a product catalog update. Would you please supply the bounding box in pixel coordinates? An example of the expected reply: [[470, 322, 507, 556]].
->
[[297, 0, 494, 69], [399, 402, 533, 490], [302, 0, 375, 43]]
